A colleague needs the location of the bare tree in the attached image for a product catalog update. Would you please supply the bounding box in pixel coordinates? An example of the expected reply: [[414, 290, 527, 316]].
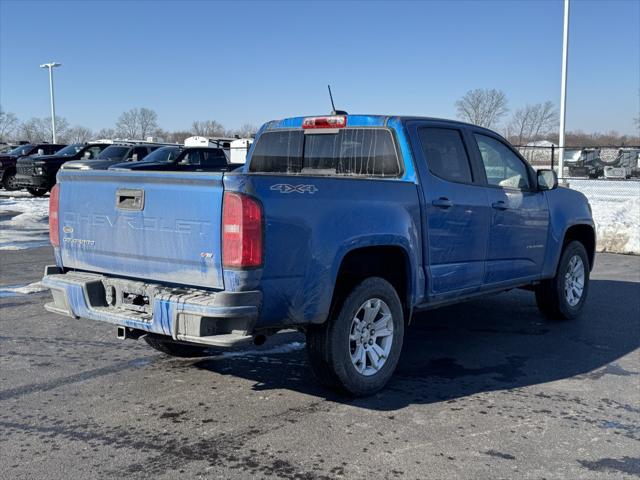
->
[[234, 123, 258, 138], [138, 108, 158, 139], [41, 116, 69, 143], [17, 118, 42, 142], [455, 88, 508, 128], [164, 130, 192, 143], [0, 107, 19, 142], [18, 117, 69, 142], [95, 128, 116, 139], [64, 126, 94, 143], [508, 102, 558, 144], [191, 120, 226, 137], [115, 108, 159, 139], [115, 109, 139, 138]]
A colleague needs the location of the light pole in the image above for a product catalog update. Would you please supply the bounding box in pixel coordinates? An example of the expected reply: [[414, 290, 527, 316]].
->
[[558, 0, 570, 181], [40, 62, 62, 143]]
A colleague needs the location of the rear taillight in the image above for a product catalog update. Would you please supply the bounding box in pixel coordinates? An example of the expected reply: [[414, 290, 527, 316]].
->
[[49, 184, 60, 247], [222, 192, 263, 268], [302, 115, 347, 129]]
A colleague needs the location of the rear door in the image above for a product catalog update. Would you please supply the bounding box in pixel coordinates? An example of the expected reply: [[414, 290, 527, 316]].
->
[[58, 170, 225, 289], [471, 132, 549, 284], [407, 122, 491, 296]]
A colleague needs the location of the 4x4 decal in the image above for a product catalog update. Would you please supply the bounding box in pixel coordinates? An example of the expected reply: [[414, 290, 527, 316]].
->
[[270, 184, 318, 194]]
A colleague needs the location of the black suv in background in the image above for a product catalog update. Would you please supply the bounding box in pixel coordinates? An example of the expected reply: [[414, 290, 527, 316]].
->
[[109, 145, 230, 172], [0, 143, 66, 191], [62, 144, 162, 171], [16, 142, 111, 196]]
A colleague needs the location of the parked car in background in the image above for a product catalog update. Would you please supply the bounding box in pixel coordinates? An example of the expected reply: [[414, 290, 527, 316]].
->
[[15, 142, 112, 196], [563, 148, 603, 178], [603, 148, 640, 179], [0, 143, 66, 190], [0, 143, 19, 154], [109, 145, 229, 172], [625, 148, 640, 178], [43, 113, 595, 396], [61, 143, 162, 171]]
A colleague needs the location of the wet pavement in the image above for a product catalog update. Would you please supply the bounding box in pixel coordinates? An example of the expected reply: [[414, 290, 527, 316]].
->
[[1, 248, 638, 479]]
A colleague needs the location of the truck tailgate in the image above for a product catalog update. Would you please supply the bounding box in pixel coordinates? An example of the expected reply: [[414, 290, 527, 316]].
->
[[57, 170, 224, 289]]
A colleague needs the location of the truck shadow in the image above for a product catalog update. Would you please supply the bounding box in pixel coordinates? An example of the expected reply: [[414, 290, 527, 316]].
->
[[192, 279, 640, 411]]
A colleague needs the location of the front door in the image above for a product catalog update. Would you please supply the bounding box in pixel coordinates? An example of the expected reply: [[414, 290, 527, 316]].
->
[[471, 133, 549, 285]]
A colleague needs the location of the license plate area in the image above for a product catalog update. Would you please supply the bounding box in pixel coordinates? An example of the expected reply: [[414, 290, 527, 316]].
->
[[102, 279, 158, 318]]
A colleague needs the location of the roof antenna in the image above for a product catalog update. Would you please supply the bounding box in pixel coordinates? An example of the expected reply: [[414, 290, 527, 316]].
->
[[327, 85, 348, 115]]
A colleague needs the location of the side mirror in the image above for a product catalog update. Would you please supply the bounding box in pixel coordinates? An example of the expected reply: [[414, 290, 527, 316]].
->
[[537, 169, 558, 191], [37, 148, 45, 156]]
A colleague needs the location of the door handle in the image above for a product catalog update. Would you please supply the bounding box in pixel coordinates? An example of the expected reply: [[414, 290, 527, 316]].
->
[[492, 201, 508, 210], [432, 197, 453, 209], [116, 188, 145, 211]]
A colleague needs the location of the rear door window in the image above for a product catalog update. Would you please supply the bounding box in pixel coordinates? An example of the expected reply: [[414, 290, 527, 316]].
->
[[417, 127, 473, 183], [249, 129, 401, 177]]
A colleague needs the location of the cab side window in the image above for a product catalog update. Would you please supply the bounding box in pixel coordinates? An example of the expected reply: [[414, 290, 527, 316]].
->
[[201, 149, 227, 168], [418, 127, 473, 183], [474, 134, 531, 190], [85, 146, 103, 159], [132, 147, 149, 161], [180, 150, 201, 166]]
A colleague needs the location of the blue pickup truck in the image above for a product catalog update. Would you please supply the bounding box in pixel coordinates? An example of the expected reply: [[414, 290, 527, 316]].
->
[[42, 114, 595, 396]]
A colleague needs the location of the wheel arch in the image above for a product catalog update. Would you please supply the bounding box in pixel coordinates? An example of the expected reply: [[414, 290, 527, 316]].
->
[[562, 223, 596, 271], [329, 244, 414, 324]]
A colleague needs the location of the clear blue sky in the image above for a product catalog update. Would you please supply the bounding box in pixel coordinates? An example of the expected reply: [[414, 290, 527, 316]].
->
[[1, 0, 638, 134]]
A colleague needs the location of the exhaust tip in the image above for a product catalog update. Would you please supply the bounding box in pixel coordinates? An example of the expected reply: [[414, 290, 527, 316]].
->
[[116, 326, 126, 340], [253, 334, 267, 346]]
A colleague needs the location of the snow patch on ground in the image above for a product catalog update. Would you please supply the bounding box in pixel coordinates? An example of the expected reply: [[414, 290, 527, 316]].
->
[[569, 180, 640, 255], [0, 190, 50, 250], [0, 281, 48, 298]]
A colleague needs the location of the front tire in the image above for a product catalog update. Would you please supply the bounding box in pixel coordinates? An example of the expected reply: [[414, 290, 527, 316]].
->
[[306, 277, 404, 396], [144, 335, 211, 358], [26, 187, 48, 197], [2, 170, 19, 191], [536, 241, 590, 320]]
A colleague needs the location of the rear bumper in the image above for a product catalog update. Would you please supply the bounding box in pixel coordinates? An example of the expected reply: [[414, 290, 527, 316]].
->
[[42, 266, 262, 347]]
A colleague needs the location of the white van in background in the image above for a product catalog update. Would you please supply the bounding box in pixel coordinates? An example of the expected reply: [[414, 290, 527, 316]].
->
[[230, 138, 253, 164], [183, 136, 253, 164]]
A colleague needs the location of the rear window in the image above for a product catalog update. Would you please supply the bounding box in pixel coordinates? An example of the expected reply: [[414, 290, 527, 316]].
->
[[249, 129, 401, 177]]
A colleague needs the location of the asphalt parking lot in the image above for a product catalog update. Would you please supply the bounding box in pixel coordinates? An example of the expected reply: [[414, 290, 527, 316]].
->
[[1, 247, 638, 479]]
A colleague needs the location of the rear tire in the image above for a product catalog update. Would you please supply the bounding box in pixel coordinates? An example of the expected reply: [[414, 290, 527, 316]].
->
[[536, 241, 590, 320], [144, 335, 211, 358], [306, 277, 404, 396], [26, 187, 48, 197]]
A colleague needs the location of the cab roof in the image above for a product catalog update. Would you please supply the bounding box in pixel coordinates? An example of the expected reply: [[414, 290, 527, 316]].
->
[[264, 114, 497, 134]]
